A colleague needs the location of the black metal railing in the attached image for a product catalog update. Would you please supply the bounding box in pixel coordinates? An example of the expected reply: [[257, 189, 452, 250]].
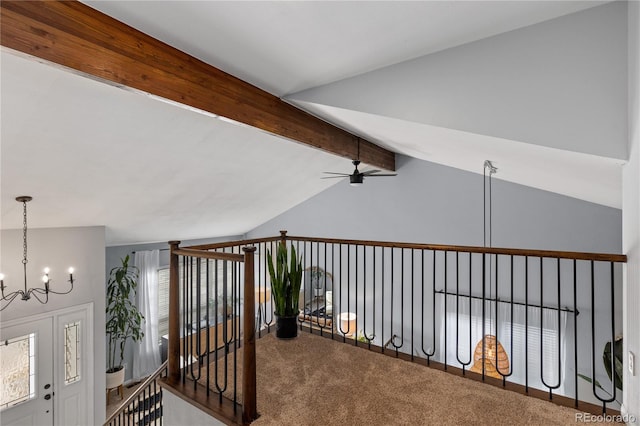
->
[[104, 362, 168, 426], [164, 242, 258, 424], [276, 233, 626, 415], [167, 232, 626, 419]]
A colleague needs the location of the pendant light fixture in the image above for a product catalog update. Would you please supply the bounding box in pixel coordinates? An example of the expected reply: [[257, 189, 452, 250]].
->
[[0, 196, 75, 311]]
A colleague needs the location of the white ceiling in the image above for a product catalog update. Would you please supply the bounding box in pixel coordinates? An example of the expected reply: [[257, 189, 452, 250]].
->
[[1, 1, 617, 246]]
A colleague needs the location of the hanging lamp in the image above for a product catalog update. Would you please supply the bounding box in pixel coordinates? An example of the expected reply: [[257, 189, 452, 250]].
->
[[0, 196, 75, 311]]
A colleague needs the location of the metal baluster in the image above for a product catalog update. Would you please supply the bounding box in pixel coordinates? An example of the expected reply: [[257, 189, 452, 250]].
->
[[525, 256, 529, 393], [411, 248, 414, 360], [206, 259, 210, 396], [482, 252, 486, 380], [573, 259, 579, 407], [456, 251, 472, 373], [540, 258, 562, 398], [495, 256, 514, 384], [444, 251, 448, 369], [331, 243, 335, 339]]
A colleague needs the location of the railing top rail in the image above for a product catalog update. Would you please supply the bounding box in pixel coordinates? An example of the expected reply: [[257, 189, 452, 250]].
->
[[173, 248, 245, 262], [185, 236, 281, 251], [103, 361, 168, 426], [285, 235, 627, 263]]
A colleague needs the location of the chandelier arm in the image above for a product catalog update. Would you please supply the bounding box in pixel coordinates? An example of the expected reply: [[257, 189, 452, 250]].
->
[[45, 280, 74, 295], [1, 289, 25, 301], [30, 290, 49, 304], [0, 292, 22, 311]]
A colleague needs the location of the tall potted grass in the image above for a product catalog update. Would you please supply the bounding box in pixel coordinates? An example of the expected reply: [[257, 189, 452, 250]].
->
[[106, 255, 144, 389], [267, 244, 303, 339]]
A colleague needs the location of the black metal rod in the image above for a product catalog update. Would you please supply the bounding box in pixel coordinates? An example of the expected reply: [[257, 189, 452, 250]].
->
[[573, 259, 578, 407], [455, 251, 472, 369], [482, 253, 486, 380], [433, 290, 577, 315]]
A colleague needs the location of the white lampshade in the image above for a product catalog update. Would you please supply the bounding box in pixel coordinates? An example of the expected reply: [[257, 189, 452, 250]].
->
[[338, 312, 357, 337]]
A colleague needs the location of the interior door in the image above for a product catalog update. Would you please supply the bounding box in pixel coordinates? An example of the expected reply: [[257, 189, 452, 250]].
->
[[0, 318, 54, 426]]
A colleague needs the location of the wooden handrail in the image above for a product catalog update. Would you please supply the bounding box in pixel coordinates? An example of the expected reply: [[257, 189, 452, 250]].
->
[[103, 361, 168, 426], [284, 235, 627, 263], [172, 248, 244, 262], [185, 235, 281, 251], [180, 232, 626, 263]]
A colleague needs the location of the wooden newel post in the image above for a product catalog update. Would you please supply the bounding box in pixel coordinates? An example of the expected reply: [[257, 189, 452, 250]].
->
[[168, 240, 181, 382], [279, 230, 287, 248], [242, 246, 258, 423]]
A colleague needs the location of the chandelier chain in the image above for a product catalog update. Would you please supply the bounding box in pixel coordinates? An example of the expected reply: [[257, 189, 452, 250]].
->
[[22, 200, 28, 265]]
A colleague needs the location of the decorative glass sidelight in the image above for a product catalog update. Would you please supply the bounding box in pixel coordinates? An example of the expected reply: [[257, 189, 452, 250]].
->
[[0, 333, 36, 410], [64, 321, 81, 385]]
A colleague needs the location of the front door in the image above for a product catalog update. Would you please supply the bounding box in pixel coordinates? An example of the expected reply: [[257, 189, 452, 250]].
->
[[0, 318, 54, 426]]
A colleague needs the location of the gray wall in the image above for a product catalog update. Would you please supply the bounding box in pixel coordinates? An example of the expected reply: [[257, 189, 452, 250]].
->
[[623, 0, 640, 419], [106, 234, 242, 383], [291, 1, 628, 160], [0, 226, 106, 424], [248, 155, 621, 254], [247, 155, 623, 402]]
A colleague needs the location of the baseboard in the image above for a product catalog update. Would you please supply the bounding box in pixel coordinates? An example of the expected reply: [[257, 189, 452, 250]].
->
[[620, 404, 639, 424]]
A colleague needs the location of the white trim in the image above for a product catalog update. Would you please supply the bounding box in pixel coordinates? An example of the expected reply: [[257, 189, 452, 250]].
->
[[1, 302, 94, 426]]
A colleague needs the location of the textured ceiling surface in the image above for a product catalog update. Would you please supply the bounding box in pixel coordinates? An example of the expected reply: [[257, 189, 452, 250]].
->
[[1, 1, 619, 245]]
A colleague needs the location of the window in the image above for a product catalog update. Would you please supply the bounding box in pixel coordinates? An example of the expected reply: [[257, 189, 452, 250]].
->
[[442, 297, 567, 394], [0, 333, 36, 410], [157, 259, 237, 339], [64, 321, 81, 385]]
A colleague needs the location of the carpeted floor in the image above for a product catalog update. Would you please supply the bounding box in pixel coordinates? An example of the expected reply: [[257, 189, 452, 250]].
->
[[210, 332, 609, 425]]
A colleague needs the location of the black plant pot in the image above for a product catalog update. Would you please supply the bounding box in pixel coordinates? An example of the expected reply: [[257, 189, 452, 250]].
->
[[275, 314, 298, 339]]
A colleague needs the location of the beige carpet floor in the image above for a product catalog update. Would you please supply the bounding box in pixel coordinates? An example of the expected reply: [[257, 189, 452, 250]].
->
[[209, 332, 610, 425]]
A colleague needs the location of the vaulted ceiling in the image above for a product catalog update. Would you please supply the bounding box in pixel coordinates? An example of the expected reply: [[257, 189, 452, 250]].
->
[[0, 1, 624, 245]]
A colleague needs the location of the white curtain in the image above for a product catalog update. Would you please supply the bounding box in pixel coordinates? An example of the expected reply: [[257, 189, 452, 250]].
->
[[133, 250, 161, 380], [440, 295, 568, 395]]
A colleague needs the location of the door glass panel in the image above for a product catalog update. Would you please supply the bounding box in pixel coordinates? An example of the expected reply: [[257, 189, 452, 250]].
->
[[64, 321, 81, 385], [0, 333, 36, 410]]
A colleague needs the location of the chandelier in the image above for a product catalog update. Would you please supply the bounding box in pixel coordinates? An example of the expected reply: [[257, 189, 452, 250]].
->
[[0, 196, 74, 311]]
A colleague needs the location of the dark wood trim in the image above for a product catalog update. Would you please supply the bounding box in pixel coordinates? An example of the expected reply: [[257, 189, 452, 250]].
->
[[167, 240, 181, 382], [160, 377, 243, 425], [173, 248, 244, 262], [0, 1, 395, 171], [297, 325, 620, 417], [286, 235, 627, 263], [186, 236, 281, 251], [182, 232, 627, 263], [242, 247, 258, 423]]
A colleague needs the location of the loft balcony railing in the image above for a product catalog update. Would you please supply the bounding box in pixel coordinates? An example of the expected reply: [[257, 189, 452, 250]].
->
[[162, 231, 626, 424]]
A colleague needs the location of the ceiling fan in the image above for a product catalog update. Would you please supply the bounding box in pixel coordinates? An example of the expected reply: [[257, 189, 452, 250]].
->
[[322, 138, 397, 186]]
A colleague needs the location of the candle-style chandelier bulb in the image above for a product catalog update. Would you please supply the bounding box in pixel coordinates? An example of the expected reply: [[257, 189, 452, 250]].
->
[[0, 196, 75, 311]]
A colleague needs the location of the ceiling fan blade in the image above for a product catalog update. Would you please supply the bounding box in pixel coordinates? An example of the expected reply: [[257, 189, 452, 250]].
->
[[361, 169, 382, 175], [321, 176, 347, 179], [323, 171, 350, 176], [365, 173, 397, 177]]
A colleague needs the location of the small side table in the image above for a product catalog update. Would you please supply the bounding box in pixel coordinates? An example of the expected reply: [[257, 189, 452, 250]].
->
[[106, 384, 123, 405]]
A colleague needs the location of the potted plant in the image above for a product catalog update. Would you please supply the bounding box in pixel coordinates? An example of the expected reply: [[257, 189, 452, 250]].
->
[[267, 244, 303, 339], [578, 336, 623, 404], [106, 255, 145, 389], [306, 266, 332, 297]]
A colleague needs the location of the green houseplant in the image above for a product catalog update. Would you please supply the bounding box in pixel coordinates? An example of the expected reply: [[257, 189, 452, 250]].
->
[[106, 255, 144, 388], [267, 244, 303, 339], [578, 336, 623, 404]]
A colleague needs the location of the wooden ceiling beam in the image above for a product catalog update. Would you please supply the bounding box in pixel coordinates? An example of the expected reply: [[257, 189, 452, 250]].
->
[[0, 1, 395, 171]]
